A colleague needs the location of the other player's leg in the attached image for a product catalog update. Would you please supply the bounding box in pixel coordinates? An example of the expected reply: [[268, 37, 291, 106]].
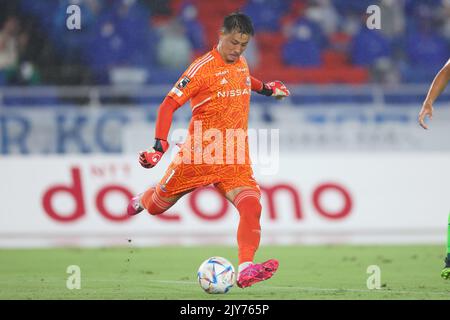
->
[[442, 257, 450, 280], [442, 213, 450, 279]]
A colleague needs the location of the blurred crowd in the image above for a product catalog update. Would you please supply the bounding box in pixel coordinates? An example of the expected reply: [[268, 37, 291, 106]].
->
[[0, 0, 449, 86]]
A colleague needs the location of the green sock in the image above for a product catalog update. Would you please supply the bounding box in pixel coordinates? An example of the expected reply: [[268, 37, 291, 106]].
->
[[446, 213, 450, 267]]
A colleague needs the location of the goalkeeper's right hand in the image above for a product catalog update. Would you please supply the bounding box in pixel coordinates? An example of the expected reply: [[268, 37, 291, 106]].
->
[[139, 139, 169, 169]]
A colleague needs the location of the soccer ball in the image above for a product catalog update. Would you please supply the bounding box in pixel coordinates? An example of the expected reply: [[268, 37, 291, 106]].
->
[[197, 256, 236, 294]]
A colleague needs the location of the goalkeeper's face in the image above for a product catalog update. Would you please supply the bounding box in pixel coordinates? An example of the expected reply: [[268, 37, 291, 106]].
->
[[218, 31, 251, 64]]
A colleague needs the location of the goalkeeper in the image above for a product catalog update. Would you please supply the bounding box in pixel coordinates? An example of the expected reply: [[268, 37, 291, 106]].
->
[[127, 12, 290, 288]]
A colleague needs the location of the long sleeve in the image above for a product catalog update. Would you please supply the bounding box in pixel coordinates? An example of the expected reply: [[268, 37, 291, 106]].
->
[[250, 76, 264, 92], [155, 96, 181, 141]]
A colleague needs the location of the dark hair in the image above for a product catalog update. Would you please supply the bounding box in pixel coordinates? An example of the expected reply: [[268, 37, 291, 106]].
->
[[222, 12, 254, 36]]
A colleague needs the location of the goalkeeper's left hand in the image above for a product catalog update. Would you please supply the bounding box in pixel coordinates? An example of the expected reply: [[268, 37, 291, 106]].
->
[[265, 80, 290, 100]]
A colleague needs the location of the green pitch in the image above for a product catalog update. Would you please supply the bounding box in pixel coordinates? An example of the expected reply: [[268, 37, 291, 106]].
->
[[0, 245, 449, 300]]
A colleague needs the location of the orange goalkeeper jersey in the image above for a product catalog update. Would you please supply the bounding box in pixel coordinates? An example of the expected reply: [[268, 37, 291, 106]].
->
[[167, 47, 252, 165]]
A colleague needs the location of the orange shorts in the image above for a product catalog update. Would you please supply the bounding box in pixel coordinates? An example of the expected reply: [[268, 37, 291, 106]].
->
[[156, 161, 260, 198]]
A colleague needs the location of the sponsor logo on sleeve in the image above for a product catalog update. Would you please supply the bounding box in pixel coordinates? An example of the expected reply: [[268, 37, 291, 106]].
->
[[170, 87, 183, 97], [177, 76, 191, 89]]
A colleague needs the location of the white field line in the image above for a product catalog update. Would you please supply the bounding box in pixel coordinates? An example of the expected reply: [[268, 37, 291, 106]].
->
[[146, 279, 450, 296], [1, 278, 447, 297]]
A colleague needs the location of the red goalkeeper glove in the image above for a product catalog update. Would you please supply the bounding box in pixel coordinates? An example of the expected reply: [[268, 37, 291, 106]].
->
[[266, 80, 290, 99], [139, 139, 169, 169], [258, 80, 290, 100]]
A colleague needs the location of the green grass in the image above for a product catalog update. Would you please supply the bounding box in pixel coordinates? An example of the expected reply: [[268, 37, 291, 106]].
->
[[0, 245, 449, 299]]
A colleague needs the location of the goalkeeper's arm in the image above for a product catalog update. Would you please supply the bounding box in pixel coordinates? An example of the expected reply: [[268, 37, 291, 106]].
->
[[139, 96, 181, 169]]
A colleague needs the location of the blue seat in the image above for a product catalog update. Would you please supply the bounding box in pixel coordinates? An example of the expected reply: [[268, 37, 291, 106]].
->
[[351, 29, 391, 66], [243, 0, 290, 32], [405, 32, 448, 72], [333, 0, 375, 15], [0, 72, 7, 86], [179, 2, 206, 51], [283, 39, 322, 67]]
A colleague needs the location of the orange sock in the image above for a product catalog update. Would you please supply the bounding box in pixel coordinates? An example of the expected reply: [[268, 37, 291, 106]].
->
[[234, 190, 262, 265], [141, 187, 173, 215]]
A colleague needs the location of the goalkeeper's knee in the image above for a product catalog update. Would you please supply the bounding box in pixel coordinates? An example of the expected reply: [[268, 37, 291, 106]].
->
[[141, 187, 174, 215]]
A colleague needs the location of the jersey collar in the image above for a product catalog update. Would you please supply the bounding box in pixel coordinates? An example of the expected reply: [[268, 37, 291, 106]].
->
[[212, 46, 240, 66]]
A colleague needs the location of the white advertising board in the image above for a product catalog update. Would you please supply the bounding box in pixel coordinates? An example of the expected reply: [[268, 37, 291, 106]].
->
[[0, 153, 448, 247]]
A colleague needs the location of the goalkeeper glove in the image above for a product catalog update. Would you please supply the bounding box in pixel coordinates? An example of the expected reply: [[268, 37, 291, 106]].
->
[[258, 80, 290, 99], [139, 139, 169, 169]]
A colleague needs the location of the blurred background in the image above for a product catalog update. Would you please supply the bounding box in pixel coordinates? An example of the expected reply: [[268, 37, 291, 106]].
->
[[0, 0, 449, 248], [1, 0, 450, 87]]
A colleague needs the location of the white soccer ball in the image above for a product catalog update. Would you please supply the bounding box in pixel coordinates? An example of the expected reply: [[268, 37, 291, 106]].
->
[[197, 256, 236, 294]]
